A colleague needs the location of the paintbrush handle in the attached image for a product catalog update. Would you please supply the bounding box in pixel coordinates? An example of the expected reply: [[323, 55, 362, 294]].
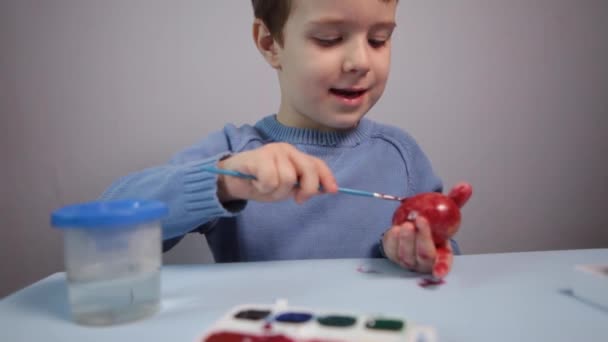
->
[[203, 166, 256, 180], [201, 166, 393, 200]]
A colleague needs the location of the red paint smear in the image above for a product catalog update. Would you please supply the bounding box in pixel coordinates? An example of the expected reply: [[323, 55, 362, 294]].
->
[[418, 251, 432, 261], [204, 331, 344, 342], [356, 265, 381, 274], [418, 278, 445, 288], [433, 263, 448, 278], [433, 243, 451, 278]]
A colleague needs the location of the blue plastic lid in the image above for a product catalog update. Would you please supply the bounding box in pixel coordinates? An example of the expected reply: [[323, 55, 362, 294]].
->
[[51, 199, 168, 229]]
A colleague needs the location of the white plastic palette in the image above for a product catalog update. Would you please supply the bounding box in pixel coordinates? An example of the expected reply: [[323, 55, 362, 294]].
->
[[198, 300, 437, 342]]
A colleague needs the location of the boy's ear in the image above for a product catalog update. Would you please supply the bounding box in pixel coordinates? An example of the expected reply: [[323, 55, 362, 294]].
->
[[252, 18, 281, 69]]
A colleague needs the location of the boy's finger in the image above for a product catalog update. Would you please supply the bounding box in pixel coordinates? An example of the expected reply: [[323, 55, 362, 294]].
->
[[314, 159, 338, 194], [433, 240, 453, 279], [414, 216, 436, 273], [398, 223, 417, 269], [291, 154, 320, 203], [274, 155, 298, 199], [252, 154, 279, 194], [381, 226, 400, 263]]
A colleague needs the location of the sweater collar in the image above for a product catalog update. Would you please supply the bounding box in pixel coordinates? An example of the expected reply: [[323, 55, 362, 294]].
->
[[254, 115, 372, 147]]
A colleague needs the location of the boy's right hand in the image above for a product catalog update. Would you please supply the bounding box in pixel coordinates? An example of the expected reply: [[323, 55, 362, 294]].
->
[[217, 143, 338, 204]]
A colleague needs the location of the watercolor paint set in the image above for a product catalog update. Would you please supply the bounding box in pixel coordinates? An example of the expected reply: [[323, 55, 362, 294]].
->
[[198, 300, 437, 342]]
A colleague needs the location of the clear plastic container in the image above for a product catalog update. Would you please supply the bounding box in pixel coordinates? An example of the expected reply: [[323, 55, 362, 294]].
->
[[51, 199, 168, 326]]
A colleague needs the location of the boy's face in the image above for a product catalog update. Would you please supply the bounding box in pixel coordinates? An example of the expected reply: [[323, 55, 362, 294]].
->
[[275, 0, 396, 131]]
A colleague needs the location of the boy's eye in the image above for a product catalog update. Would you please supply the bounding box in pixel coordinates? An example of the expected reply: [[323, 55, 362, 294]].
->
[[368, 38, 388, 48], [314, 37, 342, 47]]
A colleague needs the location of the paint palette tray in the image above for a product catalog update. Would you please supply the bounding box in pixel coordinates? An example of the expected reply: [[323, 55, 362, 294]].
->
[[199, 300, 437, 342]]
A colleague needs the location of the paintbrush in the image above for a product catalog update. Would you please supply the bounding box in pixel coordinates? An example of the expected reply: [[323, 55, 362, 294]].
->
[[201, 165, 406, 202]]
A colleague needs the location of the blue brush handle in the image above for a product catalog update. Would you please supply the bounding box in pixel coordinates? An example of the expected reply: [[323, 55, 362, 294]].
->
[[203, 166, 257, 180], [201, 166, 377, 199]]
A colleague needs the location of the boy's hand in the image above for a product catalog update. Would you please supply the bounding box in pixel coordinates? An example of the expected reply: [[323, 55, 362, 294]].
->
[[217, 143, 338, 204], [382, 182, 472, 278]]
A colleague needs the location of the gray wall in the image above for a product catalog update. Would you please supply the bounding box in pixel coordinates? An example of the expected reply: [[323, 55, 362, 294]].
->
[[1, 0, 607, 298]]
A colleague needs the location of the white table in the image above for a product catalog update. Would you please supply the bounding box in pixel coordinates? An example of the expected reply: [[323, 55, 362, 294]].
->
[[1, 249, 607, 341]]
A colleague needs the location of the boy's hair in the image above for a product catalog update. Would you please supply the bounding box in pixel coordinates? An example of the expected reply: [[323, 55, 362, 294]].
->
[[251, 0, 293, 46], [251, 0, 396, 46]]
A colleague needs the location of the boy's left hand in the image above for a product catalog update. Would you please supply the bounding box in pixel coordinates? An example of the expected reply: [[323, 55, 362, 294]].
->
[[381, 182, 472, 279]]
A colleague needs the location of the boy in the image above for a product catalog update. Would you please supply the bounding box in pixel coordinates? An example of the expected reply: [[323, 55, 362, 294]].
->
[[101, 0, 472, 279]]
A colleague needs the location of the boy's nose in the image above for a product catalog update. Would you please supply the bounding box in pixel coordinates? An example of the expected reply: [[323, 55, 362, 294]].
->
[[342, 40, 371, 75]]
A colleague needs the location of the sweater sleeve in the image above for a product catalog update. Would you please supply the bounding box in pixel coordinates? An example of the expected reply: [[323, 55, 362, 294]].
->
[[403, 138, 443, 195], [99, 127, 247, 240], [375, 123, 443, 195]]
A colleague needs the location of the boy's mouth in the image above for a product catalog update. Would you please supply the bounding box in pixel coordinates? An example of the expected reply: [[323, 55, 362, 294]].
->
[[329, 88, 367, 99]]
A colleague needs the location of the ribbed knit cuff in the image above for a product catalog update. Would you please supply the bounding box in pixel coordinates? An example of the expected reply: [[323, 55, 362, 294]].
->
[[182, 154, 247, 217]]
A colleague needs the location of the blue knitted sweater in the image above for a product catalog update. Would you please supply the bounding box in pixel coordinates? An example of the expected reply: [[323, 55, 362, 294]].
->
[[100, 115, 445, 261]]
